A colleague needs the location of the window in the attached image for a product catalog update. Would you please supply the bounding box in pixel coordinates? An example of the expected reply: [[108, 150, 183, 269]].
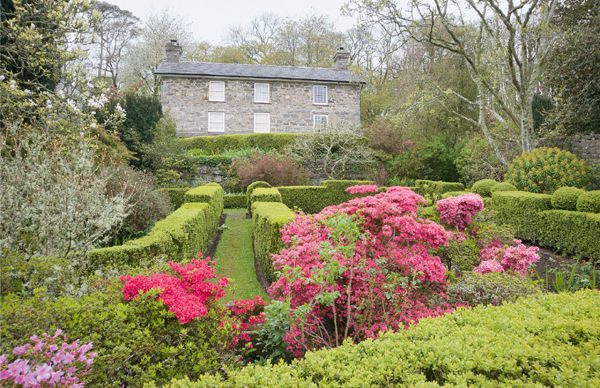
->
[[313, 85, 327, 105], [254, 113, 270, 133], [254, 83, 270, 103], [209, 81, 225, 101], [208, 111, 225, 132], [313, 114, 328, 130]]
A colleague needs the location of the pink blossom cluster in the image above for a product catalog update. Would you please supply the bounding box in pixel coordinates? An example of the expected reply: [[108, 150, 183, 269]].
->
[[120, 255, 228, 324], [225, 296, 267, 348], [474, 240, 540, 276], [436, 193, 484, 231], [0, 329, 96, 387], [345, 185, 379, 194], [269, 186, 456, 357]]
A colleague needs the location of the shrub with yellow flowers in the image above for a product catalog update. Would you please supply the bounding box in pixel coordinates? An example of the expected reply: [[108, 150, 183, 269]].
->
[[505, 147, 596, 193]]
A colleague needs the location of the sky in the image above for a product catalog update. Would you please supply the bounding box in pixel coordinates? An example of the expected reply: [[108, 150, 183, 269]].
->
[[106, 0, 357, 44]]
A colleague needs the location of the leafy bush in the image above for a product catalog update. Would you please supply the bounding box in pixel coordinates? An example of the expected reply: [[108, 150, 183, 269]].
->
[[105, 166, 172, 240], [158, 187, 190, 209], [285, 125, 375, 179], [0, 124, 129, 260], [268, 187, 454, 357], [162, 291, 600, 387], [577, 190, 600, 213], [237, 154, 309, 189], [446, 271, 543, 307], [433, 237, 480, 274], [390, 135, 460, 182], [246, 181, 272, 213], [551, 186, 584, 210], [505, 147, 596, 193], [363, 117, 415, 155], [454, 137, 509, 186], [489, 182, 517, 193], [471, 179, 498, 197], [436, 193, 484, 231], [248, 300, 294, 364]]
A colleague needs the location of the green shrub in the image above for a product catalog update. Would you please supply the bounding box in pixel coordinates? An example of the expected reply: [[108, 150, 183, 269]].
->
[[184, 184, 225, 238], [455, 137, 509, 186], [236, 154, 309, 189], [252, 202, 295, 284], [489, 182, 517, 193], [577, 190, 600, 213], [441, 190, 470, 199], [551, 186, 584, 210], [246, 181, 272, 213], [158, 188, 190, 209], [224, 194, 246, 208], [536, 210, 600, 259], [278, 180, 375, 214], [161, 290, 600, 387], [414, 180, 464, 197], [491, 191, 552, 242], [0, 288, 231, 387], [446, 271, 543, 307], [180, 133, 304, 154], [505, 147, 596, 193], [432, 237, 480, 273], [471, 179, 498, 197], [250, 188, 282, 207]]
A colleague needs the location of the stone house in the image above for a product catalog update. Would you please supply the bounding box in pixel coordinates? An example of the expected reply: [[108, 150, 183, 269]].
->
[[155, 40, 365, 137]]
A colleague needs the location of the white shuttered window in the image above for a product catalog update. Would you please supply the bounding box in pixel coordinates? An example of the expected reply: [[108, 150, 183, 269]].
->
[[254, 113, 270, 133], [208, 111, 225, 132], [254, 83, 270, 103], [313, 85, 327, 105], [209, 81, 225, 101]]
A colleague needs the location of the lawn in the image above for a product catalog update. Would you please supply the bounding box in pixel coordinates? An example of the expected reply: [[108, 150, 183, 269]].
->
[[213, 209, 270, 303]]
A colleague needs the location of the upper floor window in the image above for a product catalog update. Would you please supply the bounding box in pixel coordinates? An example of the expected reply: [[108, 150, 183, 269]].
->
[[254, 113, 270, 133], [313, 85, 327, 105], [209, 81, 225, 101], [254, 83, 270, 103], [313, 114, 328, 130], [208, 111, 225, 132]]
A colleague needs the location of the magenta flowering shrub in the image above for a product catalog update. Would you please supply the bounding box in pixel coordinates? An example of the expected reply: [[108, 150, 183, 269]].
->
[[225, 296, 267, 349], [436, 193, 484, 231], [345, 184, 379, 194], [120, 255, 229, 324], [268, 186, 456, 357], [474, 240, 540, 276], [0, 329, 96, 387]]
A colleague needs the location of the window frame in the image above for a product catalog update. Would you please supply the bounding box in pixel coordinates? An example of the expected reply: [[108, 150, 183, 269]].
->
[[313, 85, 328, 105], [207, 111, 225, 133], [209, 81, 225, 102], [313, 114, 328, 130], [254, 83, 270, 103], [253, 112, 271, 133]]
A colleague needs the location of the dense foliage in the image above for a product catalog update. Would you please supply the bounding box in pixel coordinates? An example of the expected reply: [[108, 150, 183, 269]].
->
[[237, 154, 309, 189], [505, 147, 596, 193]]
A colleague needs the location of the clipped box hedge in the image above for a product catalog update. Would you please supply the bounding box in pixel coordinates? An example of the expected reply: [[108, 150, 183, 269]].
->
[[252, 201, 295, 285], [157, 187, 190, 209], [89, 184, 224, 269], [537, 210, 600, 259], [251, 188, 282, 206], [278, 180, 374, 214], [162, 290, 600, 387], [491, 191, 552, 242], [179, 133, 305, 154], [414, 179, 465, 197], [224, 194, 246, 209]]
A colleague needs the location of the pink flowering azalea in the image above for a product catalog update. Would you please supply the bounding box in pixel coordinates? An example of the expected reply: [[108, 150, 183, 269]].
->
[[0, 330, 96, 388], [268, 186, 456, 357], [473, 259, 504, 274], [345, 184, 379, 194], [476, 239, 540, 277], [436, 193, 484, 231]]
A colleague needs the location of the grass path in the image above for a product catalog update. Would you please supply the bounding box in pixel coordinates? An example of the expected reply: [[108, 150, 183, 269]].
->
[[213, 209, 270, 303]]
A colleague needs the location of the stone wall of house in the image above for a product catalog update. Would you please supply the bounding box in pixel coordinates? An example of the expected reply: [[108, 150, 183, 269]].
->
[[160, 76, 362, 137]]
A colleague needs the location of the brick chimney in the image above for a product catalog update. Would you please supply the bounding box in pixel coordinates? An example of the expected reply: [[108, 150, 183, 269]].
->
[[165, 39, 182, 63], [333, 47, 350, 71]]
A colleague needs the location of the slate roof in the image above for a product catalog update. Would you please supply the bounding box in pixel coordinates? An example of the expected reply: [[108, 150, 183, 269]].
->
[[155, 61, 366, 84]]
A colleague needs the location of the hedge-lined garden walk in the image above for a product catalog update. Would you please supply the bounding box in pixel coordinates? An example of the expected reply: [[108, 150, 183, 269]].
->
[[213, 209, 269, 303]]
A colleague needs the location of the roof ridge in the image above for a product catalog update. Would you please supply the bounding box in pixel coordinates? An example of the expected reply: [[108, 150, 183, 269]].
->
[[179, 61, 349, 72]]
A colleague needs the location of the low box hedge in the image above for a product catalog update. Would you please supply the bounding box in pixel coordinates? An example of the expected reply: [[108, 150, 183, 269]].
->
[[252, 201, 295, 285], [179, 133, 305, 154], [224, 194, 246, 209], [157, 187, 190, 209], [537, 210, 600, 259], [278, 180, 375, 214], [415, 180, 465, 197], [161, 290, 600, 387], [491, 191, 552, 242], [250, 188, 282, 206], [89, 184, 224, 269], [246, 181, 272, 213]]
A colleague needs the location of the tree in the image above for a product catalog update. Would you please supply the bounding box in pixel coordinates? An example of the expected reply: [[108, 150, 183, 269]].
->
[[89, 1, 139, 87], [348, 0, 560, 164], [228, 13, 280, 63], [120, 11, 194, 96]]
